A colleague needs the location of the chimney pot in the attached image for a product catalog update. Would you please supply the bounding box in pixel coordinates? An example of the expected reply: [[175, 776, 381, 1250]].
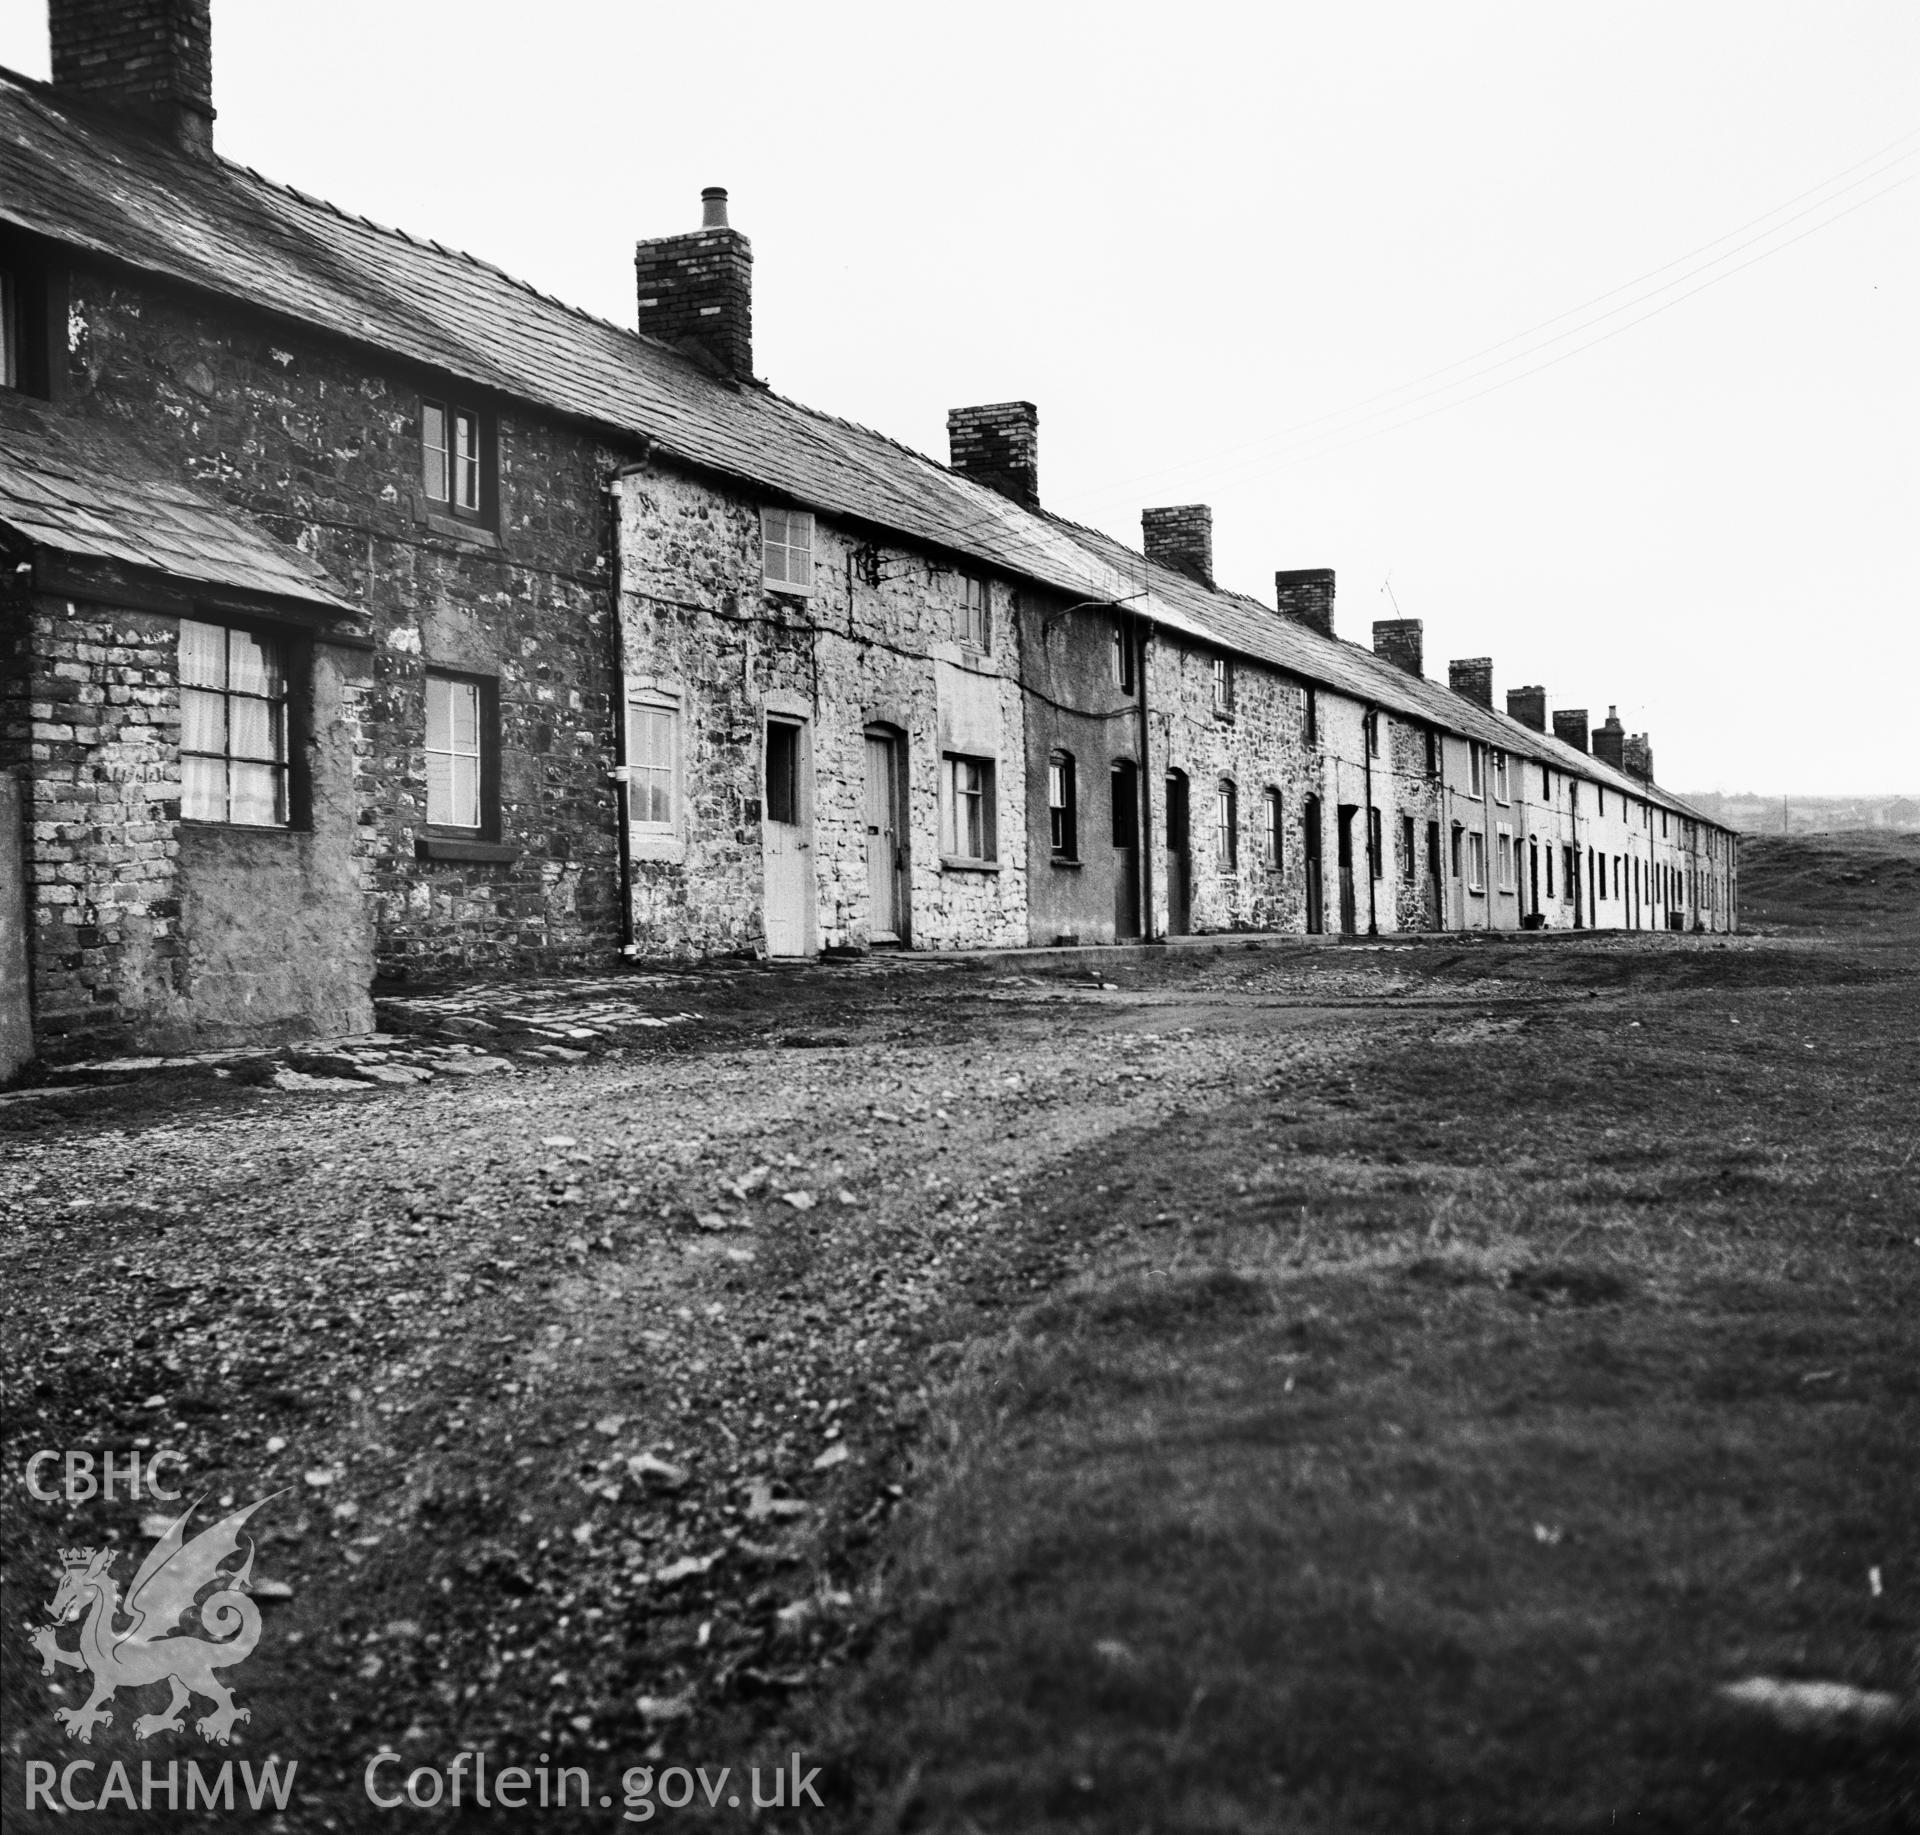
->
[[51, 0, 216, 154], [1592, 706, 1627, 770], [1552, 708, 1590, 754], [1275, 568, 1336, 637], [1142, 505, 1213, 587], [1448, 657, 1494, 709], [635, 191, 754, 381], [1506, 684, 1547, 732], [1372, 619, 1424, 677], [947, 402, 1040, 509]]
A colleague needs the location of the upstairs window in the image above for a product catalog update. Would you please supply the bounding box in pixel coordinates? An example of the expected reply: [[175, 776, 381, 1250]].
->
[[1365, 711, 1382, 757], [628, 691, 680, 834], [1400, 814, 1415, 880], [0, 269, 17, 390], [181, 620, 289, 827], [957, 574, 991, 651], [761, 507, 814, 594], [1212, 655, 1234, 716], [1424, 728, 1439, 777], [0, 252, 55, 398], [1468, 744, 1485, 799], [421, 397, 491, 523], [425, 671, 493, 833], [1111, 617, 1135, 694], [1215, 780, 1238, 871], [1541, 764, 1551, 799], [1491, 749, 1511, 802], [1048, 752, 1077, 859], [1304, 687, 1318, 744]]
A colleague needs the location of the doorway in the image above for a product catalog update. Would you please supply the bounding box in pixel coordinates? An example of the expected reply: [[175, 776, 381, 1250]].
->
[[1449, 823, 1467, 930], [1336, 804, 1359, 936], [1427, 819, 1444, 931], [1304, 795, 1324, 933], [862, 727, 908, 945], [1164, 770, 1190, 935], [1111, 759, 1141, 940], [762, 716, 813, 957], [1528, 835, 1540, 918]]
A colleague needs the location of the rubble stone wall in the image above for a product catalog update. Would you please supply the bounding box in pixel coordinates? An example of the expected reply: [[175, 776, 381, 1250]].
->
[[58, 264, 628, 983]]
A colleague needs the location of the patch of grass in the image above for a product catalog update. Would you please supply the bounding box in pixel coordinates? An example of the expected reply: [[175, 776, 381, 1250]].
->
[[811, 945, 1920, 1832]]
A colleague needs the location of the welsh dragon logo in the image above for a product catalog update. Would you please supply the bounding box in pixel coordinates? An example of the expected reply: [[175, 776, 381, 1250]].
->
[[32, 1492, 283, 1745]]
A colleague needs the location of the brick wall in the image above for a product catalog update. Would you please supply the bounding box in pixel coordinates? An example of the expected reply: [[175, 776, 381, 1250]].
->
[[11, 598, 183, 1051]]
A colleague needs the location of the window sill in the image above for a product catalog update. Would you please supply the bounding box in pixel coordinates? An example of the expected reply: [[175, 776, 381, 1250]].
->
[[763, 582, 813, 601], [1049, 855, 1083, 870], [629, 830, 686, 865], [417, 836, 518, 863], [181, 819, 293, 834], [1212, 709, 1236, 725], [941, 855, 1000, 874], [411, 496, 500, 549]]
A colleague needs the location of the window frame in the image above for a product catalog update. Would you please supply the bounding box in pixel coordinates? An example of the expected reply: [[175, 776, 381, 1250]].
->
[[0, 242, 57, 399], [1368, 805, 1384, 879], [1262, 789, 1283, 872], [1496, 822, 1516, 891], [1111, 617, 1135, 694], [1468, 744, 1485, 799], [424, 669, 497, 837], [626, 688, 682, 839], [1399, 813, 1415, 881], [956, 573, 991, 653], [1211, 654, 1234, 718], [1466, 829, 1487, 893], [1214, 779, 1238, 873], [941, 752, 998, 866], [179, 617, 296, 831], [1047, 750, 1078, 861], [761, 506, 816, 596], [419, 394, 495, 527], [1491, 748, 1511, 803]]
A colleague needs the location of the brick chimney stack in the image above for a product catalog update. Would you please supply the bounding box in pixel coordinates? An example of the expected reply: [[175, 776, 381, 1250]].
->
[[635, 188, 754, 382], [1275, 569, 1335, 637], [1506, 685, 1547, 732], [50, 0, 215, 154], [1372, 619, 1424, 677], [1552, 708, 1590, 754], [1449, 657, 1494, 709], [947, 403, 1040, 509], [1623, 733, 1654, 781], [1142, 506, 1213, 587], [1592, 706, 1627, 770]]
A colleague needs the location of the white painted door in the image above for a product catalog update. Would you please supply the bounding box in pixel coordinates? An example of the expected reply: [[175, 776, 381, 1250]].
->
[[864, 732, 905, 942], [763, 718, 811, 957]]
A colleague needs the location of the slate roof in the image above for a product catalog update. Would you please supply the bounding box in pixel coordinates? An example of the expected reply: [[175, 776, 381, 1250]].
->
[[0, 393, 357, 614], [0, 67, 1713, 827]]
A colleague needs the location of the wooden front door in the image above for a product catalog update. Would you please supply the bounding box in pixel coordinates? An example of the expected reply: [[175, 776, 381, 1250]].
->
[[1164, 770, 1190, 935], [863, 729, 907, 944], [1304, 795, 1324, 933], [763, 717, 812, 957], [1111, 759, 1140, 940], [1336, 804, 1358, 935]]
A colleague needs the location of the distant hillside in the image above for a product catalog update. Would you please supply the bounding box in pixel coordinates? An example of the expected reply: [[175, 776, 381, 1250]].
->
[[1737, 831, 1920, 940], [1681, 792, 1920, 836]]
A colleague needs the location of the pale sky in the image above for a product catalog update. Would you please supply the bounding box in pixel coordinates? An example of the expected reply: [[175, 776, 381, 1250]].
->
[[4, 1, 1914, 795]]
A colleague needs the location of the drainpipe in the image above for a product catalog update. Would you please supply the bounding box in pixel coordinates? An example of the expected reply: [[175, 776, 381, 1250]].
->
[[1362, 706, 1378, 936], [604, 463, 648, 959], [1137, 620, 1156, 940]]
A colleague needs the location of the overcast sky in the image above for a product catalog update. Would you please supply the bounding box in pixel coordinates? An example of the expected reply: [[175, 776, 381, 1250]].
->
[[4, 1, 1914, 795]]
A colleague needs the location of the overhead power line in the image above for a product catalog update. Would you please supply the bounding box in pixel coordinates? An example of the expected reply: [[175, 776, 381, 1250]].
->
[[1071, 128, 1920, 508]]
